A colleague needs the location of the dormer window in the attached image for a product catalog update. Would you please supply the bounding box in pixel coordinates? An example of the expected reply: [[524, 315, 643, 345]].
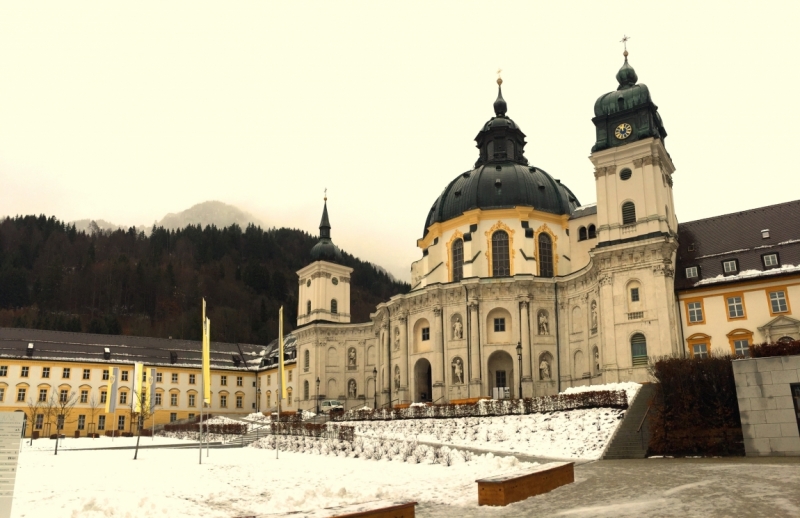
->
[[686, 266, 699, 279], [763, 253, 779, 269], [723, 260, 738, 275]]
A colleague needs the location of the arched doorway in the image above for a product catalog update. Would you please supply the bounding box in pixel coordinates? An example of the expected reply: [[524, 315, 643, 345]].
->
[[413, 358, 432, 402], [487, 350, 514, 399]]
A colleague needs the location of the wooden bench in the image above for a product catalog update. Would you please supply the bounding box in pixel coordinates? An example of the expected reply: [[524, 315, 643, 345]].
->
[[272, 500, 416, 518], [476, 462, 574, 506]]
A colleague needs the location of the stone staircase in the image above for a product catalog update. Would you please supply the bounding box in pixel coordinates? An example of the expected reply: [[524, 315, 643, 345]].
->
[[233, 424, 272, 447], [603, 383, 657, 459]]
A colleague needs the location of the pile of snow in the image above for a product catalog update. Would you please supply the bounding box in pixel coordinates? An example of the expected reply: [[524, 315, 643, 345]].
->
[[562, 381, 641, 404], [300, 409, 317, 420], [695, 263, 799, 286], [244, 412, 270, 422]]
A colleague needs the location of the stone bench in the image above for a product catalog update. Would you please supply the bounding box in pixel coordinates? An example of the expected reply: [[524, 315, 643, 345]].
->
[[476, 461, 574, 506]]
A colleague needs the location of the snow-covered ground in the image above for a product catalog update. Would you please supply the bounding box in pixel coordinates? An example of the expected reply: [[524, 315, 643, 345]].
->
[[20, 435, 191, 451]]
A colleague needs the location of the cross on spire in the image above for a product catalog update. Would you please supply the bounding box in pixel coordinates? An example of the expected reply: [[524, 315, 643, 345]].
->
[[620, 34, 631, 58], [497, 68, 502, 86], [324, 188, 327, 202]]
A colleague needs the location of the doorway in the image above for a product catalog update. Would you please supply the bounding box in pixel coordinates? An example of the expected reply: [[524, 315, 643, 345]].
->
[[413, 358, 432, 402]]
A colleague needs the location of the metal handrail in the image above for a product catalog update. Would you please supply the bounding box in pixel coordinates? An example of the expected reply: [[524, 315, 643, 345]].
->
[[636, 404, 651, 433], [432, 396, 446, 405], [382, 398, 400, 409]]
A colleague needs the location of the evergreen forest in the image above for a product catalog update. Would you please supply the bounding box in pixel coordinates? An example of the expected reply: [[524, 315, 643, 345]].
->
[[0, 215, 410, 345]]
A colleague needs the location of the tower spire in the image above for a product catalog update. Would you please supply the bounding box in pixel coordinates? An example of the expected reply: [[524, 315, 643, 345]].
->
[[493, 69, 507, 117]]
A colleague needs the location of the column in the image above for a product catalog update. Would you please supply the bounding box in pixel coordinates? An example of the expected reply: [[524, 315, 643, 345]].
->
[[520, 299, 533, 398], [598, 274, 619, 382], [468, 301, 482, 397], [433, 306, 445, 403], [398, 315, 408, 403]]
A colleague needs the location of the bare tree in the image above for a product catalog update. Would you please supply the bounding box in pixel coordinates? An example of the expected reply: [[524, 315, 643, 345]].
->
[[53, 391, 78, 456], [88, 393, 102, 439], [24, 398, 43, 446], [42, 393, 58, 438], [131, 389, 156, 460]]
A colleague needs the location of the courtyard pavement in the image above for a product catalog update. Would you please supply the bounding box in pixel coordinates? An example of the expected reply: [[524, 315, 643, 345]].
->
[[419, 457, 800, 518]]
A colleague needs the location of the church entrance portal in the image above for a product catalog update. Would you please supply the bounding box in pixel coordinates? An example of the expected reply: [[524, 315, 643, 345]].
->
[[413, 358, 432, 402], [487, 350, 514, 399]]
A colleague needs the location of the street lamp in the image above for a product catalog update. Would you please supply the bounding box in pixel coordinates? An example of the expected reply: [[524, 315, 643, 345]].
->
[[372, 367, 378, 409], [516, 341, 523, 400], [315, 377, 320, 416]]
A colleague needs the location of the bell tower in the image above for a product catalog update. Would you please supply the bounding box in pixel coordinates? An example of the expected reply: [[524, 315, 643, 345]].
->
[[296, 195, 353, 326]]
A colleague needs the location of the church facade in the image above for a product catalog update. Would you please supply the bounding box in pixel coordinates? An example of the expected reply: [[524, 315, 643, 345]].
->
[[294, 52, 689, 410]]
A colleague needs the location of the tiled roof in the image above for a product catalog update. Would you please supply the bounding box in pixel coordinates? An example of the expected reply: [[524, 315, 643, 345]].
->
[[569, 204, 597, 219], [675, 200, 800, 290], [0, 327, 273, 371]]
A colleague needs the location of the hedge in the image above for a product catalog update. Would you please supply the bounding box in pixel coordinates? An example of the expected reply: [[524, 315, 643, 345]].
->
[[162, 422, 247, 435], [271, 421, 355, 442], [751, 339, 800, 358], [333, 390, 628, 422], [648, 355, 743, 456]]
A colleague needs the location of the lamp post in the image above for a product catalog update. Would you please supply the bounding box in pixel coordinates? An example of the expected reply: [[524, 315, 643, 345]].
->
[[315, 377, 320, 416], [516, 341, 523, 400], [373, 367, 378, 409]]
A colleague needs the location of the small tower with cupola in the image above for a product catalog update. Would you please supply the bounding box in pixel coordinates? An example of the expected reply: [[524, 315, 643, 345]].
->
[[296, 196, 353, 326]]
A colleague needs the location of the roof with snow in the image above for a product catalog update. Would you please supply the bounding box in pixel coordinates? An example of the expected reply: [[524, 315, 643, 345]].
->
[[0, 327, 271, 371], [675, 199, 800, 290]]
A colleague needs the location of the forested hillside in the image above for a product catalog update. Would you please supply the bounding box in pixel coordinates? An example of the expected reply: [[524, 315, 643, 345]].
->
[[0, 215, 410, 344]]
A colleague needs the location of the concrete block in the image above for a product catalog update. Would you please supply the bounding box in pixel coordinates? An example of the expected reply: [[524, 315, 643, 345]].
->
[[750, 397, 777, 411], [755, 423, 783, 438], [765, 408, 797, 424], [741, 423, 757, 439], [769, 437, 800, 454], [756, 357, 783, 373], [771, 369, 799, 384], [735, 385, 762, 399], [737, 398, 751, 412], [746, 371, 772, 386], [775, 396, 795, 409], [743, 438, 771, 455], [740, 410, 766, 424], [762, 384, 791, 398], [779, 356, 800, 370], [780, 423, 800, 438], [732, 359, 758, 374]]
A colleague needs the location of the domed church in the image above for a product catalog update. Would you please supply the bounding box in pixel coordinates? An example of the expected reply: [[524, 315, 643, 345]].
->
[[292, 51, 691, 408]]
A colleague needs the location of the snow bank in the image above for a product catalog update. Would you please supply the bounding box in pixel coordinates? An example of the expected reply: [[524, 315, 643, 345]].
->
[[562, 381, 641, 405]]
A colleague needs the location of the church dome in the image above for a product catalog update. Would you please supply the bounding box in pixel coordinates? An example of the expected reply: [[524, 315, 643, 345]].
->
[[422, 82, 580, 237]]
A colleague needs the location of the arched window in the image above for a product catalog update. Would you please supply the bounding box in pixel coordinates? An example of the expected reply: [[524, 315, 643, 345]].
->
[[303, 350, 310, 370], [303, 380, 309, 400], [578, 227, 587, 241], [622, 202, 636, 225], [306, 300, 311, 315], [631, 333, 648, 366], [538, 233, 553, 278], [331, 299, 338, 314], [491, 231, 510, 277], [452, 238, 464, 282], [588, 224, 596, 239]]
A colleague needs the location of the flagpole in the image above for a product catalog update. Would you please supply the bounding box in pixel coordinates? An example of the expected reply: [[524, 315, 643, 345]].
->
[[200, 299, 206, 465]]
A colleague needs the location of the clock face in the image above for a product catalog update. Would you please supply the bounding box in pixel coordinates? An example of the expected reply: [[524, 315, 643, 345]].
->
[[614, 123, 632, 140], [332, 277, 339, 285]]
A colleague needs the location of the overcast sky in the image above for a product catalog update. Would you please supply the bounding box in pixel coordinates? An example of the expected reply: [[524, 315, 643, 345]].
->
[[1, 2, 798, 281]]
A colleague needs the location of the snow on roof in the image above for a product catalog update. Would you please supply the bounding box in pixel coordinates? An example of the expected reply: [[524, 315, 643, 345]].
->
[[694, 264, 800, 286]]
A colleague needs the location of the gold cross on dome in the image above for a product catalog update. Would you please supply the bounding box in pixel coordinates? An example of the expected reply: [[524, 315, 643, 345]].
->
[[620, 34, 631, 51]]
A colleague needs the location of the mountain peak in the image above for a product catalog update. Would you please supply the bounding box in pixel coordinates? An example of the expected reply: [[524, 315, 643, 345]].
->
[[157, 201, 264, 230]]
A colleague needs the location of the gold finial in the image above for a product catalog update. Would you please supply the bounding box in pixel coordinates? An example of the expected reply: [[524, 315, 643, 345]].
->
[[620, 34, 630, 57], [324, 188, 327, 202], [496, 68, 503, 86]]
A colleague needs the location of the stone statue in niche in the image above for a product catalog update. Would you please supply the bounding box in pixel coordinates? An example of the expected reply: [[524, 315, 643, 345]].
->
[[394, 366, 400, 391], [453, 317, 463, 339], [348, 348, 356, 367], [591, 302, 598, 330], [452, 357, 463, 384], [594, 350, 600, 374], [348, 379, 357, 399], [394, 329, 400, 350], [538, 311, 549, 335], [539, 359, 551, 380]]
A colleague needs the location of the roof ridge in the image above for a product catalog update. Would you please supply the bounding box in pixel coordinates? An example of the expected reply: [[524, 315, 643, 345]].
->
[[681, 199, 800, 226]]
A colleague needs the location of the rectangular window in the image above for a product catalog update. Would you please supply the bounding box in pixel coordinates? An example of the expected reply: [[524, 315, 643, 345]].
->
[[288, 371, 292, 382], [83, 369, 91, 380], [42, 367, 50, 378], [189, 394, 195, 407], [170, 394, 178, 406], [80, 390, 88, 403], [686, 266, 698, 278], [692, 343, 708, 359], [171, 373, 178, 383], [100, 391, 107, 403], [422, 327, 430, 341], [63, 367, 70, 379], [0, 388, 3, 401], [0, 366, 7, 377], [118, 416, 125, 430], [688, 301, 704, 323], [734, 339, 751, 357], [121, 371, 129, 382], [237, 376, 243, 387], [102, 369, 109, 381], [170, 413, 177, 422], [763, 254, 779, 268], [727, 296, 745, 318], [35, 413, 44, 429], [21, 366, 29, 377], [221, 375, 227, 386], [723, 260, 738, 274], [60, 389, 68, 403], [188, 413, 195, 420], [494, 318, 506, 332], [220, 395, 227, 407], [98, 415, 106, 430], [236, 395, 243, 408], [496, 370, 507, 388], [769, 291, 789, 313], [39, 389, 48, 402], [189, 374, 196, 384], [630, 288, 640, 302], [77, 415, 86, 430], [119, 392, 127, 405], [266, 375, 270, 386], [155, 392, 162, 406], [156, 373, 162, 383]]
